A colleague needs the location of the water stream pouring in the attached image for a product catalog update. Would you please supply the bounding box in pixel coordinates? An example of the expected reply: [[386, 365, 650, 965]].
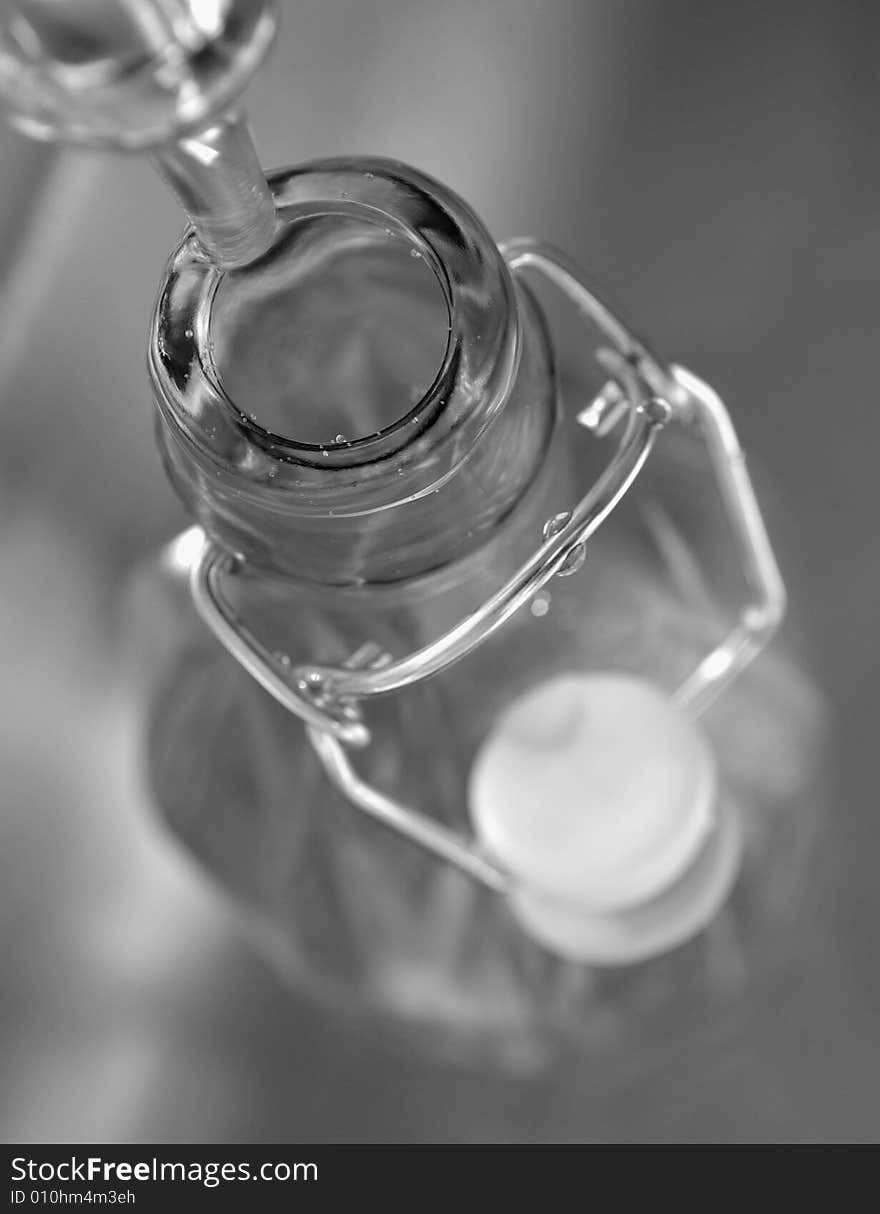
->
[[0, 0, 278, 266]]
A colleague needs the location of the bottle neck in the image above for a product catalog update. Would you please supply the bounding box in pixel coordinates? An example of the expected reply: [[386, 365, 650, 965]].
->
[[151, 158, 558, 587]]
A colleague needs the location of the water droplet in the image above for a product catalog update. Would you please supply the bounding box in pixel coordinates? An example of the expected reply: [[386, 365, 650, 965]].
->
[[341, 190, 350, 200], [543, 512, 572, 541], [558, 544, 587, 577], [409, 248, 422, 259], [267, 467, 276, 478], [184, 328, 193, 339], [334, 433, 346, 443], [366, 172, 375, 180]]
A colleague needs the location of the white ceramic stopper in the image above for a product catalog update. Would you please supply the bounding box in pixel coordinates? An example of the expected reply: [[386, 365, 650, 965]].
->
[[468, 673, 740, 964]]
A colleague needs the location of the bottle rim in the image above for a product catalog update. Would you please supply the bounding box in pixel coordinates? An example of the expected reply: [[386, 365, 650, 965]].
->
[[149, 156, 522, 509]]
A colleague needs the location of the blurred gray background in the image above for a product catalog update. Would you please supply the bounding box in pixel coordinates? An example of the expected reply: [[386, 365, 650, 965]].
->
[[1, 0, 878, 1141]]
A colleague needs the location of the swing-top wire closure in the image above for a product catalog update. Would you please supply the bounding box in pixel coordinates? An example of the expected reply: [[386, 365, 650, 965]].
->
[[188, 240, 786, 891]]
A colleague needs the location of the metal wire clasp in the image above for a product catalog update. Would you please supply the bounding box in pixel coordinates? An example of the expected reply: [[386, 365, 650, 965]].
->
[[185, 240, 786, 891]]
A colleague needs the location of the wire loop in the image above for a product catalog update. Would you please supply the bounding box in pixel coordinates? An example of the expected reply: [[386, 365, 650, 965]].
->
[[185, 241, 786, 888]]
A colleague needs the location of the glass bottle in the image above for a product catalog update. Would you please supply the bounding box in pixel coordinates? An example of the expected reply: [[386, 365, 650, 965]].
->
[[132, 156, 823, 1072]]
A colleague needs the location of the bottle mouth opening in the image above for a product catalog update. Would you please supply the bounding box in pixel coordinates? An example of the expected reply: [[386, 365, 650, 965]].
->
[[151, 158, 520, 491], [207, 206, 454, 454]]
